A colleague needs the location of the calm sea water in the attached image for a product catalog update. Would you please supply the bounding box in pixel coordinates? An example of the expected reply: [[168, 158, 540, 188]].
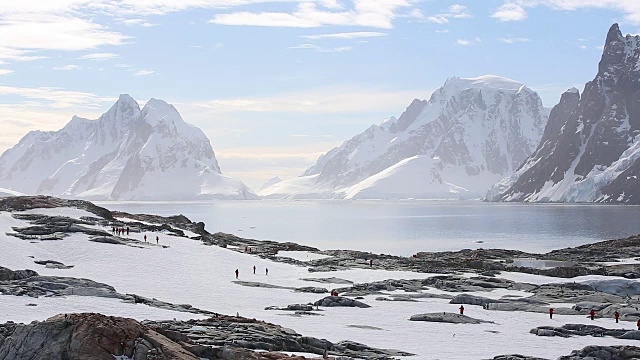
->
[[98, 201, 640, 256]]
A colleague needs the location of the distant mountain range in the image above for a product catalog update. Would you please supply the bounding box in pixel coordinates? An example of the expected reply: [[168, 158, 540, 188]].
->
[[261, 75, 548, 199], [0, 95, 256, 200], [2, 23, 638, 204], [487, 24, 640, 204]]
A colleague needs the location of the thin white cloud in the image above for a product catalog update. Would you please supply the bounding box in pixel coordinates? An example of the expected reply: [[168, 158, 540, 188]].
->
[[134, 69, 155, 76], [456, 39, 471, 46], [289, 43, 352, 52], [79, 52, 120, 60], [301, 31, 386, 39], [0, 85, 114, 109], [494, 1, 640, 24], [0, 14, 128, 65], [426, 4, 471, 24], [117, 18, 157, 27], [211, 0, 413, 29], [0, 69, 13, 75], [499, 37, 530, 43], [53, 64, 82, 71], [492, 3, 527, 21]]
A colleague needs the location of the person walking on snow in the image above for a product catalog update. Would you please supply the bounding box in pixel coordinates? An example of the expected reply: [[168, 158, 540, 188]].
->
[[235, 269, 239, 279], [156, 236, 159, 244], [637, 318, 640, 330], [549, 308, 554, 319], [265, 268, 268, 276], [253, 265, 256, 274], [459, 305, 464, 315], [590, 309, 596, 320], [369, 259, 373, 267], [144, 234, 147, 242], [126, 227, 129, 236], [615, 311, 620, 323]]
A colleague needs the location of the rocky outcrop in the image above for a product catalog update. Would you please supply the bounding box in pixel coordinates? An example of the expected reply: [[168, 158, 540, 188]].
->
[[409, 313, 493, 324], [530, 324, 636, 339], [558, 345, 640, 359], [0, 267, 38, 282], [0, 313, 196, 360], [494, 346, 640, 360], [0, 313, 414, 359], [313, 296, 371, 308], [0, 196, 113, 219]]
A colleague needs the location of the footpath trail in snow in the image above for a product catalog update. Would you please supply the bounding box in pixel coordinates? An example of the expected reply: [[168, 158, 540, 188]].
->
[[0, 208, 637, 359]]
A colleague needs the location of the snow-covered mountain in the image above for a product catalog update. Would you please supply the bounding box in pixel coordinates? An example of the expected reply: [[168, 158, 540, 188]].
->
[[261, 75, 548, 199], [487, 24, 640, 204], [0, 95, 257, 200]]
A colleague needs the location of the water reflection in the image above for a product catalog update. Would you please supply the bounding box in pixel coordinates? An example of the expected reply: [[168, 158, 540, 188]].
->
[[100, 201, 640, 256]]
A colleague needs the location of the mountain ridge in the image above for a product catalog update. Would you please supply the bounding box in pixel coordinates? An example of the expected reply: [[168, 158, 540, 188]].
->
[[0, 95, 256, 200]]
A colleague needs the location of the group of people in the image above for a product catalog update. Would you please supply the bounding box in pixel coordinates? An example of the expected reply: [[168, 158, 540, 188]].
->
[[235, 266, 268, 279], [111, 227, 129, 236], [549, 307, 638, 327]]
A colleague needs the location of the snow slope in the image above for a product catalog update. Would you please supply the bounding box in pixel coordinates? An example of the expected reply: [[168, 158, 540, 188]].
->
[[0, 187, 23, 198], [262, 75, 547, 200], [0, 95, 257, 200], [488, 24, 640, 204], [0, 207, 635, 359], [343, 156, 469, 200]]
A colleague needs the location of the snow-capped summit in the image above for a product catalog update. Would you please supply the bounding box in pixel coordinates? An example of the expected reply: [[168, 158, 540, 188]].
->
[[487, 24, 640, 203], [261, 75, 548, 199], [0, 95, 257, 200]]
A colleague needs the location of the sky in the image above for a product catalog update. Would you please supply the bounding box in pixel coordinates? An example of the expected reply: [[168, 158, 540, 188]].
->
[[0, 0, 639, 190]]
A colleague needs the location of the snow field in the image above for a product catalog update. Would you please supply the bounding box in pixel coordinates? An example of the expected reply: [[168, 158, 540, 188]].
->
[[0, 209, 637, 359]]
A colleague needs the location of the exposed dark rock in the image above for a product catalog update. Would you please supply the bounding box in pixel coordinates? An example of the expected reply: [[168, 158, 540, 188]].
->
[[0, 196, 113, 219], [409, 312, 493, 324], [557, 345, 640, 359], [530, 324, 639, 340], [0, 267, 38, 281], [314, 296, 371, 308]]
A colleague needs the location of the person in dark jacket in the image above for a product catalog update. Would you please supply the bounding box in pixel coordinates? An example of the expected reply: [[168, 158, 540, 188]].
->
[[615, 311, 620, 323], [235, 269, 239, 279]]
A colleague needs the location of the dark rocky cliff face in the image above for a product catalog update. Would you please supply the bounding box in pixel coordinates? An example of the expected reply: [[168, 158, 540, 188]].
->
[[487, 24, 640, 203]]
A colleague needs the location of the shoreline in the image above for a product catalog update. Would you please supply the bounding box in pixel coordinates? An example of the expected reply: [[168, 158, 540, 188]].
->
[[1, 196, 640, 359]]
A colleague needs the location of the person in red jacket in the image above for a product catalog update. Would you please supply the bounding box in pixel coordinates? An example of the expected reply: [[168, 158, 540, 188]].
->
[[615, 311, 620, 323], [590, 309, 595, 320], [459, 305, 464, 315], [549, 308, 554, 319], [637, 318, 640, 330]]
